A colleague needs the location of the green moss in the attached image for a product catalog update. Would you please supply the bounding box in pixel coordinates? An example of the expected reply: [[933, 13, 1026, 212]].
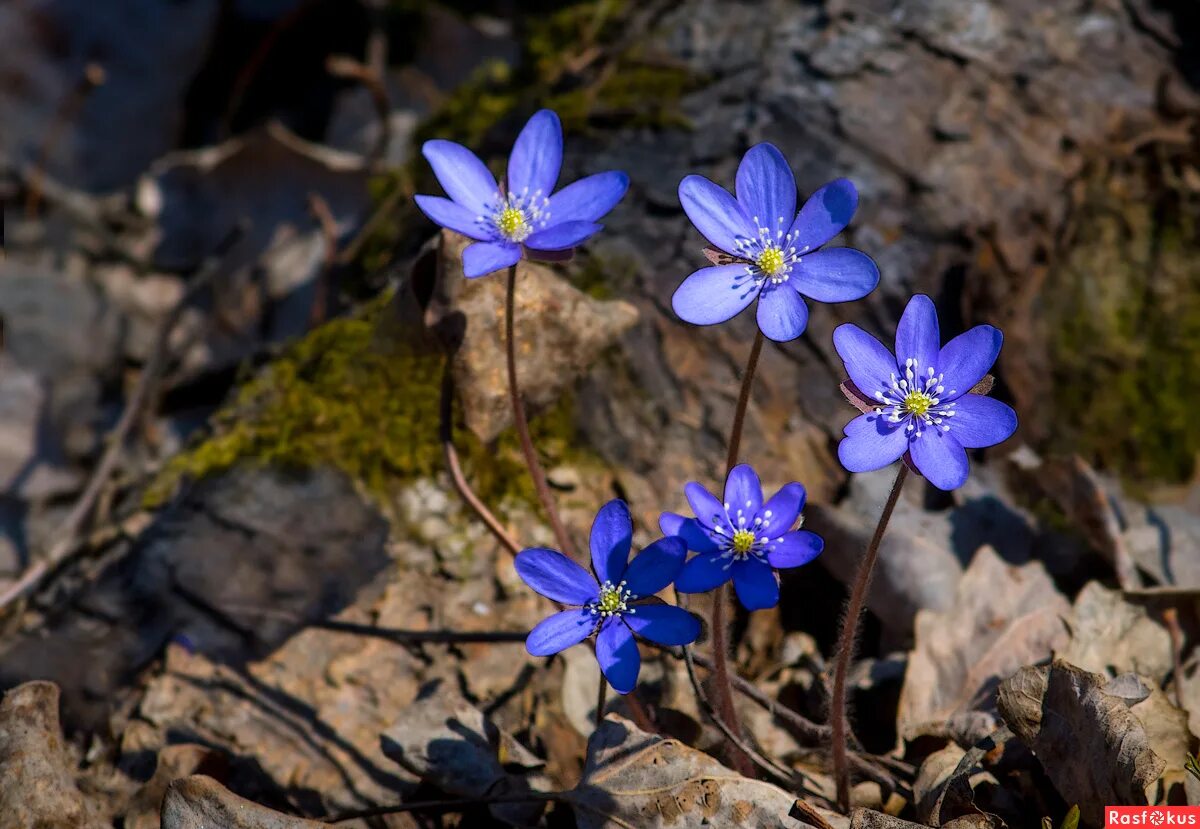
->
[[416, 0, 697, 149], [1047, 155, 1200, 485], [146, 291, 591, 510]]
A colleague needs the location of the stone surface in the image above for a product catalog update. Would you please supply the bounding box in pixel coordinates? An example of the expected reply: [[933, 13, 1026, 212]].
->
[[429, 230, 640, 443], [0, 681, 97, 829], [0, 465, 391, 731]]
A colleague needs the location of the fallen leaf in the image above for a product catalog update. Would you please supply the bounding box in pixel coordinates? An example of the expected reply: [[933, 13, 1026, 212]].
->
[[997, 660, 1165, 826], [1059, 582, 1172, 682], [567, 716, 832, 828], [160, 775, 326, 829], [898, 547, 1069, 742]]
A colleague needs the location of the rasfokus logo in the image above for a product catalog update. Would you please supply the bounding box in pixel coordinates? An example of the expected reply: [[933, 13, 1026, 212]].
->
[[1106, 808, 1200, 826]]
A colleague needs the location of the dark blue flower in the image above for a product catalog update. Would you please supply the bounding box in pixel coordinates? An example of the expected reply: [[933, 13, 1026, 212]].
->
[[660, 464, 823, 611], [414, 109, 629, 278], [515, 500, 701, 694], [834, 294, 1018, 490], [673, 143, 879, 342]]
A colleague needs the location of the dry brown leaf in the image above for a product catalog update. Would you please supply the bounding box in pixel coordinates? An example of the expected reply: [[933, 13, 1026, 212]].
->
[[567, 716, 834, 829], [997, 660, 1165, 826], [898, 547, 1069, 742], [1060, 582, 1172, 682]]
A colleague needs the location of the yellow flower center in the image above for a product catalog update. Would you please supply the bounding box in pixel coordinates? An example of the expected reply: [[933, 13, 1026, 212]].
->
[[903, 390, 934, 417], [496, 206, 528, 240], [597, 586, 624, 614], [731, 529, 756, 555], [756, 246, 786, 276]]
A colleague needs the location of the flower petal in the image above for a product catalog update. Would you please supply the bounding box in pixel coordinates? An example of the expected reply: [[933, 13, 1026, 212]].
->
[[659, 513, 720, 554], [766, 530, 823, 569], [524, 220, 602, 251], [791, 248, 879, 303], [838, 413, 909, 473], [462, 240, 521, 278], [756, 282, 809, 341], [895, 294, 940, 370], [937, 325, 1003, 397], [910, 430, 970, 491], [507, 109, 561, 200], [624, 604, 701, 646], [414, 195, 492, 241], [724, 464, 763, 517], [678, 175, 756, 256], [735, 143, 796, 227], [757, 482, 805, 536], [672, 264, 759, 326], [675, 551, 733, 593], [546, 171, 629, 223], [833, 323, 898, 401], [622, 537, 686, 598], [515, 547, 599, 605], [947, 394, 1017, 449], [684, 482, 725, 525], [732, 558, 779, 610], [526, 608, 596, 656], [790, 178, 858, 251], [422, 139, 498, 215], [590, 499, 633, 586], [596, 619, 640, 694]]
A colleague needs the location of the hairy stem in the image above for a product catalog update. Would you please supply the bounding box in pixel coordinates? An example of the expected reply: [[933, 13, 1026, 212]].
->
[[829, 463, 909, 811], [710, 329, 765, 778], [596, 677, 608, 731], [505, 264, 577, 559]]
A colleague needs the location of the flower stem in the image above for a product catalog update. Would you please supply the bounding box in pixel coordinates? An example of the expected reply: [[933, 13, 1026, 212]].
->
[[504, 264, 578, 560], [829, 463, 909, 811], [725, 330, 764, 472], [709, 329, 765, 778], [595, 676, 608, 731]]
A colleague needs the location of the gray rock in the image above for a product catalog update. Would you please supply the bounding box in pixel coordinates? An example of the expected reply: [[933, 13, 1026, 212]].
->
[[0, 465, 390, 730], [0, 681, 97, 829]]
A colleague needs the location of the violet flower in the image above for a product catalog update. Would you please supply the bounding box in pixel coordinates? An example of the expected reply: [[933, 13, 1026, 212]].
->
[[515, 500, 700, 694], [415, 109, 629, 278], [660, 464, 823, 610], [834, 294, 1018, 490], [673, 143, 879, 342]]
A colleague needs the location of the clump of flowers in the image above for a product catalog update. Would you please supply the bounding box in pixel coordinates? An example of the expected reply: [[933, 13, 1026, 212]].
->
[[672, 143, 879, 342], [415, 109, 629, 278], [661, 464, 823, 610], [833, 293, 1017, 490], [515, 500, 701, 694]]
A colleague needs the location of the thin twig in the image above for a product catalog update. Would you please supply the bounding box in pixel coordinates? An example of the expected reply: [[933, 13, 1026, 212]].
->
[[322, 791, 562, 823], [829, 463, 909, 812], [710, 329, 766, 777], [326, 54, 393, 164], [215, 605, 528, 644], [0, 224, 247, 614], [1165, 607, 1185, 708], [306, 192, 339, 328], [440, 360, 521, 555], [504, 264, 578, 559], [25, 62, 105, 218]]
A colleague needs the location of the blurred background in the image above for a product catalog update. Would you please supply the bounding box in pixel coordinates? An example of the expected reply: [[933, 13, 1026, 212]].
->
[[0, 0, 1199, 825]]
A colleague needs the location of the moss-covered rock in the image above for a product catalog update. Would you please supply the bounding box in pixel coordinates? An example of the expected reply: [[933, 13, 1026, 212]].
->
[[1046, 153, 1200, 485], [146, 290, 589, 509]]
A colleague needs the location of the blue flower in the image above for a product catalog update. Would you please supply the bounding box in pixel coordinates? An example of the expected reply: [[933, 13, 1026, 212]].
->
[[673, 143, 879, 342], [515, 500, 701, 694], [834, 294, 1018, 490], [415, 109, 629, 278], [660, 464, 823, 611]]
